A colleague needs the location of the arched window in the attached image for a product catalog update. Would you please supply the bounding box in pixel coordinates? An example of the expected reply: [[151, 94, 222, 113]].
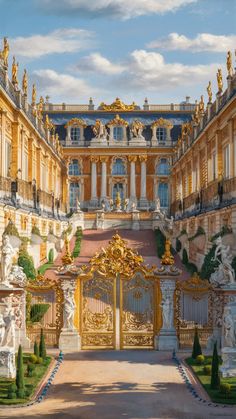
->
[[156, 127, 167, 143], [112, 158, 126, 175], [156, 158, 170, 175], [158, 183, 169, 207], [69, 182, 80, 209], [70, 127, 81, 143], [68, 159, 81, 176], [113, 126, 123, 141]]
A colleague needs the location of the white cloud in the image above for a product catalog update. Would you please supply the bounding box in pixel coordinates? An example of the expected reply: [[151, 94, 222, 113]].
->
[[32, 69, 100, 101], [77, 53, 125, 75], [147, 32, 236, 53], [39, 0, 197, 19], [10, 28, 94, 58]]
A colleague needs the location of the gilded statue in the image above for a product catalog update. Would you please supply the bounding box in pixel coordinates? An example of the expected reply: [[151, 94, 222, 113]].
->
[[131, 120, 144, 138], [192, 102, 200, 125], [206, 81, 212, 103], [92, 119, 107, 139], [32, 84, 37, 106], [44, 114, 54, 131], [199, 95, 204, 114], [37, 96, 44, 120], [226, 51, 233, 77], [0, 37, 9, 67], [99, 97, 136, 112], [22, 69, 28, 96], [217, 69, 223, 93], [11, 56, 19, 86]]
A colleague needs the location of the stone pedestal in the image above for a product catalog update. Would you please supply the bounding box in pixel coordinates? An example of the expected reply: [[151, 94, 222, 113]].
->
[[90, 137, 108, 147], [155, 329, 178, 351], [220, 347, 236, 377], [132, 210, 140, 230], [0, 347, 16, 378], [129, 136, 146, 146], [59, 329, 81, 352]]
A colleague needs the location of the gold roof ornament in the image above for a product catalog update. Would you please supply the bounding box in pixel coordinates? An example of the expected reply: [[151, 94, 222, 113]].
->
[[217, 68, 223, 93], [87, 233, 154, 277], [177, 272, 212, 293], [99, 97, 136, 111], [161, 239, 174, 265], [22, 69, 28, 96], [226, 51, 233, 77], [0, 37, 9, 68], [11, 56, 19, 86], [107, 114, 128, 126], [151, 118, 173, 129], [206, 81, 213, 103], [61, 234, 74, 266], [64, 118, 87, 128], [181, 122, 192, 137], [44, 114, 54, 131]]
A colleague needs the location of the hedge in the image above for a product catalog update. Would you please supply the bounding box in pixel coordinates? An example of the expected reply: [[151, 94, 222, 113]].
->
[[200, 244, 219, 280], [155, 228, 166, 258], [18, 246, 36, 280]]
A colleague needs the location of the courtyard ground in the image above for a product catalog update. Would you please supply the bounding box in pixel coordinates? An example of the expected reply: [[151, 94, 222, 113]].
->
[[0, 350, 235, 419]]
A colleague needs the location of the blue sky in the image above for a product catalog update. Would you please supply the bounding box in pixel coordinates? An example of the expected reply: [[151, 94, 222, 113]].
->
[[0, 0, 235, 105]]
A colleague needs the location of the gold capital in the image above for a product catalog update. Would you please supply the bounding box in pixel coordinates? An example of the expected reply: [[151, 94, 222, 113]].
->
[[90, 156, 99, 163], [128, 156, 137, 163], [100, 156, 109, 163], [139, 155, 147, 162]]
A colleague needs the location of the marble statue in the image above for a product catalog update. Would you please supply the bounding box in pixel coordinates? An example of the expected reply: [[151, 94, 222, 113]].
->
[[63, 285, 76, 330], [2, 297, 15, 347], [131, 120, 144, 138], [124, 198, 129, 212], [210, 236, 235, 287], [92, 119, 107, 139], [0, 235, 14, 287], [109, 199, 114, 211], [131, 201, 137, 212], [0, 37, 9, 67], [154, 197, 161, 212], [75, 198, 81, 212], [0, 313, 6, 346], [160, 291, 173, 329], [7, 264, 27, 288], [223, 306, 235, 348]]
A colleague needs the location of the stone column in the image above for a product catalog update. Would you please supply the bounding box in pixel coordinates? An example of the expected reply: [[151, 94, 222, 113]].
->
[[59, 277, 81, 352], [90, 156, 99, 206], [139, 155, 148, 209], [155, 278, 178, 351], [100, 156, 108, 200], [128, 156, 137, 202]]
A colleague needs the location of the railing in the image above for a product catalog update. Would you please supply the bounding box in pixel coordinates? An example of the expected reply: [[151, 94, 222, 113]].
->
[[27, 327, 58, 347], [178, 327, 212, 349], [44, 103, 90, 112], [0, 175, 11, 194], [148, 104, 195, 111]]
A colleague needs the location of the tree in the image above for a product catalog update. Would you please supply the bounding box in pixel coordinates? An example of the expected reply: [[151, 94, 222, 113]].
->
[[39, 328, 46, 359], [16, 345, 25, 398], [34, 341, 39, 358], [192, 328, 202, 359], [211, 342, 220, 389]]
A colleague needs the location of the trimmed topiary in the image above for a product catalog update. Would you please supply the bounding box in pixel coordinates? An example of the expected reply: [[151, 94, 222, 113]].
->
[[8, 383, 17, 399], [16, 345, 25, 398], [220, 382, 231, 396], [182, 248, 189, 265], [196, 354, 205, 365], [48, 248, 54, 263], [39, 329, 47, 360], [27, 363, 35, 377], [34, 341, 39, 358], [155, 228, 166, 258], [18, 246, 36, 280], [200, 244, 219, 280], [211, 342, 220, 390], [29, 354, 38, 364], [36, 356, 43, 364], [30, 303, 50, 323], [204, 365, 212, 375], [176, 238, 182, 253], [192, 328, 202, 359]]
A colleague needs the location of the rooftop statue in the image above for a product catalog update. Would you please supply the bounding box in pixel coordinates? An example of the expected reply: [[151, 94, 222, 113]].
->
[[0, 37, 9, 67], [207, 81, 213, 103], [22, 69, 28, 96], [199, 95, 204, 114], [92, 119, 107, 139], [99, 97, 136, 112], [226, 51, 233, 77], [32, 84, 37, 106], [37, 96, 44, 120], [131, 120, 144, 138], [217, 68, 223, 93], [11, 56, 18, 86]]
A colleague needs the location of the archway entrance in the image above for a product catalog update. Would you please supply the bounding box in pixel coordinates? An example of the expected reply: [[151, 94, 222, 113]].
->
[[75, 234, 160, 350]]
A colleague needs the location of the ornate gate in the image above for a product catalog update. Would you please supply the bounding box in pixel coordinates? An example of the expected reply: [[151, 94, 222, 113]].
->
[[77, 233, 159, 350], [121, 272, 155, 349]]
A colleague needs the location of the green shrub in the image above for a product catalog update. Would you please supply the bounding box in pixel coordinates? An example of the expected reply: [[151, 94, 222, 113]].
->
[[72, 227, 83, 258], [30, 303, 50, 323], [4, 220, 20, 237], [16, 345, 25, 397], [31, 225, 41, 236], [8, 383, 17, 399], [34, 341, 39, 358], [29, 354, 37, 364], [200, 245, 219, 280], [155, 228, 166, 258], [27, 363, 35, 377], [211, 342, 220, 390], [18, 246, 36, 280], [211, 225, 232, 242], [196, 354, 205, 365], [188, 226, 205, 242], [192, 328, 202, 359], [36, 357, 43, 364], [176, 238, 182, 253], [39, 329, 47, 359], [48, 248, 54, 263], [182, 248, 189, 265], [220, 382, 231, 395], [204, 365, 212, 375], [185, 262, 198, 275], [17, 388, 25, 399]]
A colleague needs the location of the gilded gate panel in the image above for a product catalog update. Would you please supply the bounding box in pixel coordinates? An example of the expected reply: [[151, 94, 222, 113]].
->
[[121, 272, 155, 349], [81, 273, 116, 349]]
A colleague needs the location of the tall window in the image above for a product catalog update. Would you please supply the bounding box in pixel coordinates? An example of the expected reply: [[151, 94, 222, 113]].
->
[[156, 127, 167, 143], [158, 183, 169, 207], [212, 152, 217, 180], [70, 127, 81, 143], [5, 141, 11, 177], [112, 158, 126, 175], [69, 159, 81, 176], [156, 158, 170, 175], [112, 183, 124, 200], [69, 182, 80, 209], [113, 126, 123, 141], [223, 145, 230, 179]]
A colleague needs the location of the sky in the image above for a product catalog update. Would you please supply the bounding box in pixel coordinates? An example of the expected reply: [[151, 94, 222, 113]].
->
[[0, 0, 235, 106]]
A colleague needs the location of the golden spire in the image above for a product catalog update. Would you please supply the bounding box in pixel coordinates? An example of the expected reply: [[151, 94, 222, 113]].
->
[[161, 239, 174, 265], [62, 234, 74, 265]]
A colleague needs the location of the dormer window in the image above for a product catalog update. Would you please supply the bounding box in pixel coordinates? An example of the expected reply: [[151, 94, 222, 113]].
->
[[70, 127, 81, 143], [113, 126, 123, 141], [107, 114, 128, 145], [156, 128, 167, 143], [151, 118, 173, 146]]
